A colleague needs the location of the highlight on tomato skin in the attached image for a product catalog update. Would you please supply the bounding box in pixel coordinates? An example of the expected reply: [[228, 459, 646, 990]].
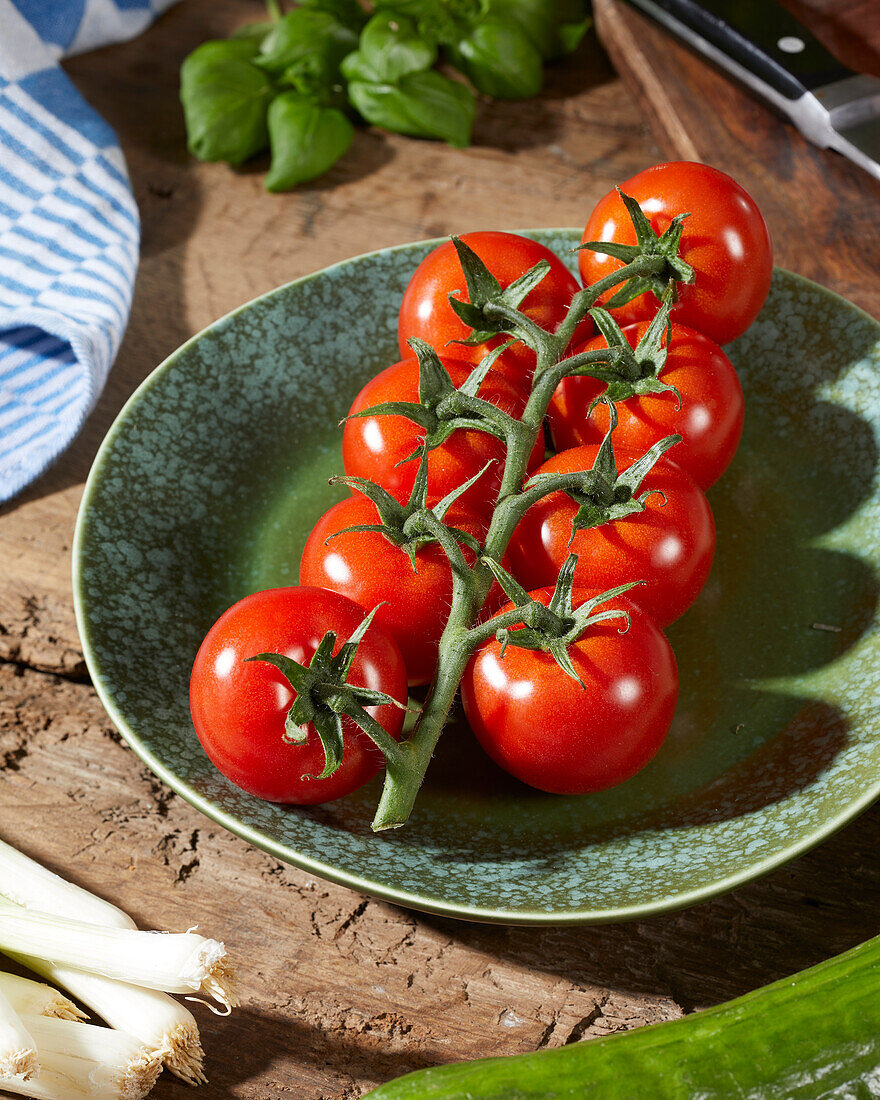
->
[[508, 446, 716, 629], [342, 354, 544, 515], [397, 230, 593, 392], [548, 321, 745, 491], [189, 587, 408, 805], [461, 588, 679, 795], [579, 161, 773, 347]]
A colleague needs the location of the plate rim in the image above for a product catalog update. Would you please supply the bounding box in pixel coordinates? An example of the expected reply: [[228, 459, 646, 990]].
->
[[72, 234, 880, 925]]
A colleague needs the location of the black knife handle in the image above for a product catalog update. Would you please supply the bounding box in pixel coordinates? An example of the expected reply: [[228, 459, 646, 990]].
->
[[631, 0, 853, 100]]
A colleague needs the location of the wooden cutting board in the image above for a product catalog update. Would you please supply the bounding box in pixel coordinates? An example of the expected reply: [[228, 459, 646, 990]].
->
[[593, 0, 880, 320]]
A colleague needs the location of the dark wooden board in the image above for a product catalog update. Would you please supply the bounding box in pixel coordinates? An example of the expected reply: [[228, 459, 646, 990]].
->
[[594, 0, 880, 319]]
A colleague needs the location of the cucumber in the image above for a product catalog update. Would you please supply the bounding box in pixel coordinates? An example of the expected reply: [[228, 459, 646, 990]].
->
[[363, 935, 880, 1098]]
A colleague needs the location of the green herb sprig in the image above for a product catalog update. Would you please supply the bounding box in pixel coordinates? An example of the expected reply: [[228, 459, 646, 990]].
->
[[180, 0, 590, 189]]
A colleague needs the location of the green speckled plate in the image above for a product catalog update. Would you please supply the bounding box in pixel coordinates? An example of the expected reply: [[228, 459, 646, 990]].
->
[[74, 232, 880, 925]]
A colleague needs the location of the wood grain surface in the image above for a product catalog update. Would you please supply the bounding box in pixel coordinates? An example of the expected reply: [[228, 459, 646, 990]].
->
[[1, 0, 879, 1096]]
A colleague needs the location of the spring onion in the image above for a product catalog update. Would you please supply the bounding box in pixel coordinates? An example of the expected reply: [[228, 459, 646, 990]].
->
[[0, 841, 132, 927], [0, 1045, 159, 1100], [0, 985, 37, 1080], [8, 962, 206, 1086], [0, 839, 206, 1082], [0, 901, 237, 1008], [16, 1015, 160, 1099], [0, 973, 85, 1022]]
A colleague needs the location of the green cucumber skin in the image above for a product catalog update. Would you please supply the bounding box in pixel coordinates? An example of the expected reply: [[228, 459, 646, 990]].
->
[[364, 936, 880, 1099]]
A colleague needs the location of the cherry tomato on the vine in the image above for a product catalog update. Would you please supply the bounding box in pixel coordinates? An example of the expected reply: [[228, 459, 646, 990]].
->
[[343, 355, 544, 514], [300, 495, 488, 686], [189, 587, 407, 804], [548, 321, 744, 490], [462, 587, 679, 794], [398, 231, 592, 391], [579, 162, 772, 346], [508, 446, 716, 628]]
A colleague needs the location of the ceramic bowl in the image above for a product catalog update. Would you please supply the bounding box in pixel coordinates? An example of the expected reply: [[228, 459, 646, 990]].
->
[[74, 232, 880, 924]]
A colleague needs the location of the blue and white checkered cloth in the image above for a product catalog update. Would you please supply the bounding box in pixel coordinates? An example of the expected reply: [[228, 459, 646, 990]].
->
[[0, 0, 177, 503]]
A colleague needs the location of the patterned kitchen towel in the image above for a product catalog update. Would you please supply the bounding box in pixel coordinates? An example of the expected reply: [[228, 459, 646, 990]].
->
[[0, 0, 178, 503]]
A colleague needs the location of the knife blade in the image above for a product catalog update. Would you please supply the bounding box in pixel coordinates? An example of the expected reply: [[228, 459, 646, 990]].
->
[[623, 0, 880, 182]]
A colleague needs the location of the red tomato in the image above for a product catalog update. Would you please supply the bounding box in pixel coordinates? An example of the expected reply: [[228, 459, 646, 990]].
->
[[579, 162, 772, 346], [398, 231, 591, 391], [548, 321, 744, 490], [189, 587, 407, 804], [343, 355, 544, 513], [508, 446, 715, 628], [300, 495, 489, 686], [461, 587, 679, 794]]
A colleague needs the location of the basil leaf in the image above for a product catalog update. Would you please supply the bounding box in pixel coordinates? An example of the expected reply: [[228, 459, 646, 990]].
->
[[300, 0, 369, 31], [256, 9, 359, 77], [184, 37, 262, 64], [487, 0, 590, 59], [339, 52, 378, 84], [341, 13, 436, 84], [370, 0, 483, 47], [556, 14, 590, 54], [279, 58, 347, 103], [180, 40, 274, 165], [448, 18, 542, 99], [230, 20, 274, 47], [348, 70, 474, 147], [265, 94, 354, 191]]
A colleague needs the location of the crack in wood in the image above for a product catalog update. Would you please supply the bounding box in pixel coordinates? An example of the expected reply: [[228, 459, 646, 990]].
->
[[333, 899, 371, 941], [565, 994, 610, 1044]]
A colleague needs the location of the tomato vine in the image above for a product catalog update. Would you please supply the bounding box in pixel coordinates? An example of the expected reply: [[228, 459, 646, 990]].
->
[[363, 209, 696, 830]]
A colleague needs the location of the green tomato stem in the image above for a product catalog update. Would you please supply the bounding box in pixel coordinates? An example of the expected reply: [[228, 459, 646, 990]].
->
[[416, 511, 474, 596], [551, 253, 668, 352], [481, 301, 560, 362], [346, 704, 407, 770], [371, 597, 477, 829], [525, 346, 620, 426], [464, 605, 545, 649]]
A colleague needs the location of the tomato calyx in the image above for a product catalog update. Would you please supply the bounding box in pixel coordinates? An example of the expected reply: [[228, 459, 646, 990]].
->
[[579, 188, 695, 310], [517, 399, 680, 534], [445, 235, 553, 350], [345, 338, 524, 459], [247, 605, 407, 779], [328, 447, 489, 569], [565, 287, 683, 409], [475, 554, 641, 687]]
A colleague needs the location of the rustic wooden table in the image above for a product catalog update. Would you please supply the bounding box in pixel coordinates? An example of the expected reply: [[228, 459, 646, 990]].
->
[[1, 1, 879, 1096]]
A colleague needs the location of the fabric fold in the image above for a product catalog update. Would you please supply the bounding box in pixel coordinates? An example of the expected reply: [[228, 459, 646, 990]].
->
[[0, 0, 176, 502]]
